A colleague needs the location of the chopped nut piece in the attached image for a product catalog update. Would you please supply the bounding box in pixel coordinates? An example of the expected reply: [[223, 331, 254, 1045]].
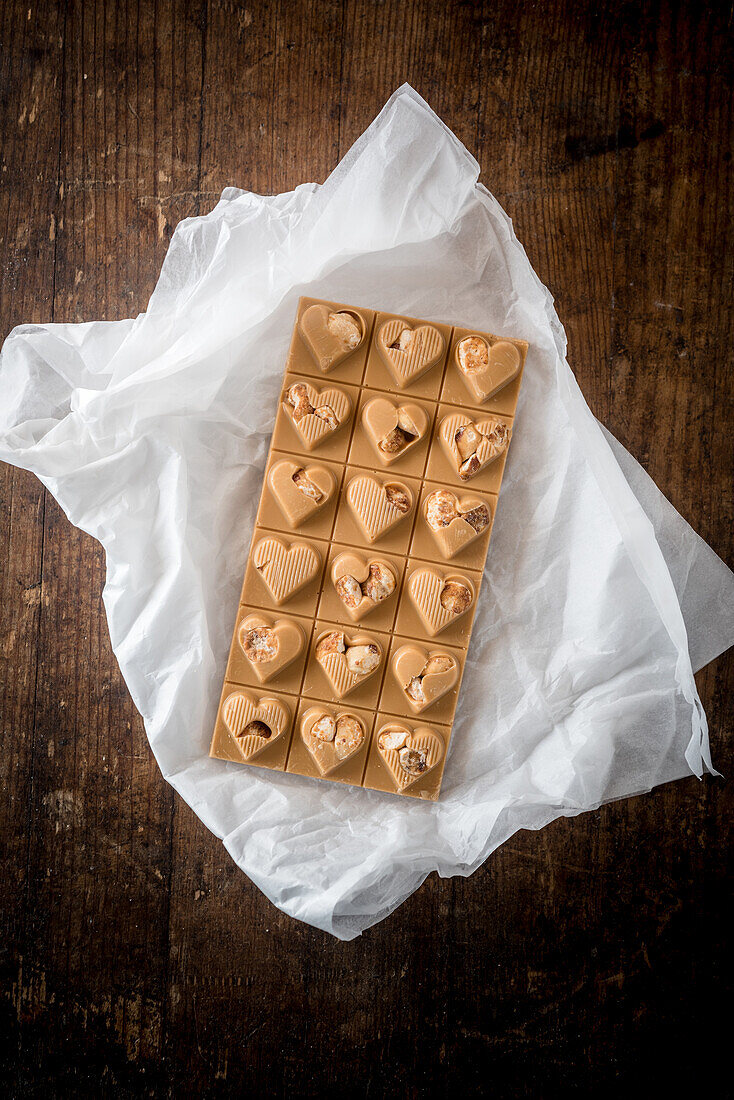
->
[[385, 484, 411, 513], [398, 747, 428, 775], [316, 631, 345, 656], [458, 455, 481, 481], [313, 404, 339, 431], [389, 327, 414, 351], [422, 655, 454, 676], [462, 504, 490, 533], [286, 383, 315, 422], [379, 727, 408, 751], [378, 426, 411, 454], [334, 714, 364, 757], [440, 581, 472, 616], [345, 643, 380, 675], [362, 561, 396, 603], [312, 714, 336, 742], [243, 719, 271, 739], [396, 409, 420, 437], [457, 336, 489, 374], [292, 468, 323, 502], [335, 574, 363, 609], [242, 626, 278, 663], [405, 676, 425, 703], [425, 489, 459, 530], [454, 423, 483, 460], [484, 420, 510, 450], [328, 311, 362, 349]]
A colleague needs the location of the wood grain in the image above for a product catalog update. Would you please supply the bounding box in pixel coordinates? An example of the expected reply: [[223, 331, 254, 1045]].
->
[[0, 0, 731, 1093]]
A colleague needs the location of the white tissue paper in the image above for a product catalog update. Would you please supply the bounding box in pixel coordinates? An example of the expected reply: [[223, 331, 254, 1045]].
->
[[2, 85, 732, 939]]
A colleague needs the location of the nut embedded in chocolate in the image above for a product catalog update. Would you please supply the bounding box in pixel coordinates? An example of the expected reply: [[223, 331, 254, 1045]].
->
[[345, 643, 380, 675], [396, 408, 420, 438], [422, 654, 454, 676], [462, 504, 490, 533], [378, 426, 411, 455], [385, 484, 411, 513], [389, 327, 414, 351], [457, 335, 488, 374], [312, 714, 336, 742], [405, 676, 425, 703], [292, 467, 323, 502], [243, 719, 271, 739], [398, 746, 427, 775], [313, 404, 339, 431], [454, 423, 483, 461], [425, 489, 460, 530], [334, 714, 364, 757], [485, 420, 511, 450], [316, 630, 345, 656], [286, 382, 315, 422], [379, 727, 408, 751], [327, 311, 362, 349], [440, 581, 472, 616], [458, 455, 481, 481], [335, 574, 362, 609], [362, 561, 396, 603], [242, 626, 278, 663]]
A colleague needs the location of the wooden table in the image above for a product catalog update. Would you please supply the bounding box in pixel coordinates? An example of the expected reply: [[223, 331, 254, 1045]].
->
[[1, 1, 731, 1093]]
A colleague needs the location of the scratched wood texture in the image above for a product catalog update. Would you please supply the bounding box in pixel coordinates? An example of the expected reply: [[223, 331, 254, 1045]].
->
[[0, 0, 732, 1095]]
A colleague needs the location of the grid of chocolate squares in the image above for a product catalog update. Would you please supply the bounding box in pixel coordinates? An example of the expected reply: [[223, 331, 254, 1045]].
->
[[210, 297, 527, 800]]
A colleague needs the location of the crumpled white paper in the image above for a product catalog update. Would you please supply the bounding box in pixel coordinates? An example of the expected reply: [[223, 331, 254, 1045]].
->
[[2, 85, 732, 939]]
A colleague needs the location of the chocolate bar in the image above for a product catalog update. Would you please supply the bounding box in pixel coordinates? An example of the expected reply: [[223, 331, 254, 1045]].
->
[[210, 297, 527, 800]]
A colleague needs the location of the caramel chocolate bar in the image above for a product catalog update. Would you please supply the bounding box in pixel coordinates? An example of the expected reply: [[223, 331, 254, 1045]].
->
[[210, 297, 528, 800]]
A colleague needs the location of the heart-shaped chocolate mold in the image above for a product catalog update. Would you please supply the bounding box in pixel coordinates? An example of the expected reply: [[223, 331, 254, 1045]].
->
[[299, 304, 365, 372], [282, 380, 351, 449], [300, 706, 367, 776], [438, 412, 512, 481], [221, 690, 290, 761], [361, 396, 429, 466], [238, 614, 305, 683], [376, 320, 445, 388], [315, 629, 382, 698], [392, 645, 459, 713], [454, 336, 521, 403], [376, 723, 445, 791], [345, 475, 413, 542], [268, 459, 335, 528], [408, 569, 475, 635], [331, 551, 397, 621], [252, 536, 321, 604], [423, 488, 492, 559]]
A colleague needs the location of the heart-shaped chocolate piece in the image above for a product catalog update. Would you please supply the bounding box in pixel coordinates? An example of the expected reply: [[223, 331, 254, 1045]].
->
[[299, 304, 365, 372], [376, 320, 445, 388], [376, 723, 445, 791], [237, 614, 305, 683], [283, 380, 351, 450], [300, 706, 367, 776], [423, 488, 493, 560], [438, 412, 511, 481], [252, 536, 320, 604], [392, 645, 459, 713], [345, 475, 413, 542], [331, 551, 397, 621], [454, 335, 521, 403], [408, 568, 475, 636], [361, 396, 429, 466], [315, 630, 383, 698], [221, 690, 290, 761], [268, 459, 335, 528]]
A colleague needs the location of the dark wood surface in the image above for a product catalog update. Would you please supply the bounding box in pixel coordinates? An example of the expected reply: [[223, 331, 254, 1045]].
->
[[1, 1, 732, 1095]]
